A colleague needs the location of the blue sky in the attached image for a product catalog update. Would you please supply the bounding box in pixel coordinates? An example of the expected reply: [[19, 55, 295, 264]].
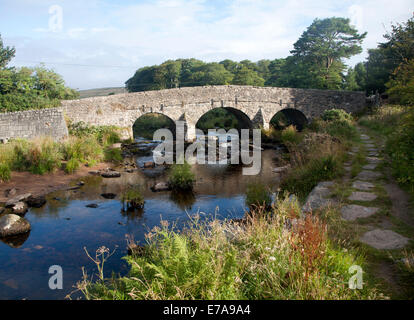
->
[[1, 0, 412, 90]]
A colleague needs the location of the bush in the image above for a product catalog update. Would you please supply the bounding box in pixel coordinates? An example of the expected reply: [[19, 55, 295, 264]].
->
[[104, 148, 123, 164], [0, 162, 11, 182], [65, 158, 81, 174], [245, 182, 272, 209], [122, 187, 145, 210], [280, 125, 302, 145], [168, 161, 195, 191], [68, 122, 121, 146], [322, 109, 353, 123]]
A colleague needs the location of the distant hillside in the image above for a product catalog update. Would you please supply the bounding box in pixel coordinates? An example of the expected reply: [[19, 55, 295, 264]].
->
[[78, 87, 127, 99]]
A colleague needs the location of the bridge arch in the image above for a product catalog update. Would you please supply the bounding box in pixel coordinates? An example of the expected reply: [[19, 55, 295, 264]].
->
[[270, 108, 308, 131], [132, 112, 176, 140], [195, 107, 253, 134]]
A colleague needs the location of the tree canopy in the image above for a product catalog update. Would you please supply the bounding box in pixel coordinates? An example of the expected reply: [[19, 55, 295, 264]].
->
[[0, 33, 78, 112]]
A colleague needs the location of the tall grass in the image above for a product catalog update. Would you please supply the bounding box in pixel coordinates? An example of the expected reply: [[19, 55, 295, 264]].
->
[[168, 161, 195, 191], [75, 197, 380, 300], [245, 182, 272, 209], [0, 124, 122, 178]]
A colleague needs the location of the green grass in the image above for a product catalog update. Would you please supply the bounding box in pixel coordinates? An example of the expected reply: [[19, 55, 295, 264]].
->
[[122, 187, 145, 211], [245, 182, 272, 209], [104, 147, 123, 164], [0, 162, 11, 182], [75, 197, 382, 300]]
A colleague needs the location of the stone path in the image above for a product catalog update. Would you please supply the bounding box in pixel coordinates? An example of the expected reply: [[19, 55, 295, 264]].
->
[[342, 131, 410, 250]]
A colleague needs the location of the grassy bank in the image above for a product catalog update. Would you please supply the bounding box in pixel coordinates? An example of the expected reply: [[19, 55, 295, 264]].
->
[[0, 123, 123, 181], [275, 109, 357, 200], [359, 105, 414, 196], [75, 196, 381, 300]]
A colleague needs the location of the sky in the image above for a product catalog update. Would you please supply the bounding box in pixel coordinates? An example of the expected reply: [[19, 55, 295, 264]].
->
[[0, 0, 412, 90]]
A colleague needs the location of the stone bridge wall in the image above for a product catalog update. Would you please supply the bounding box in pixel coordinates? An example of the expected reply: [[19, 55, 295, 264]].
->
[[0, 85, 366, 141], [0, 108, 68, 142]]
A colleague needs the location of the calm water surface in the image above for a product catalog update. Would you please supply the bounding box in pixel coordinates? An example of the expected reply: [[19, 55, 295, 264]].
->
[[0, 144, 282, 300]]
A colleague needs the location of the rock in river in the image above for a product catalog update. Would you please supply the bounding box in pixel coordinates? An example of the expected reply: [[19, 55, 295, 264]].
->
[[27, 195, 46, 208], [101, 171, 121, 178], [151, 182, 171, 192], [0, 214, 31, 237], [11, 202, 28, 216], [5, 193, 32, 208], [101, 193, 116, 199]]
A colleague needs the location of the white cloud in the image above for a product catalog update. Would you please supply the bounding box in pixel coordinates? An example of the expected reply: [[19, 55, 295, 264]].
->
[[3, 0, 413, 89]]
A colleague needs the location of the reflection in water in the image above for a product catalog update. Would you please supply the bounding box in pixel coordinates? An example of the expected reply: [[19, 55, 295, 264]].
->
[[0, 137, 284, 300], [0, 232, 30, 248]]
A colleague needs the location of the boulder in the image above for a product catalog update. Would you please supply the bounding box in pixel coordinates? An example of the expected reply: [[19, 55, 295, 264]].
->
[[11, 202, 28, 216], [0, 214, 31, 237], [101, 193, 116, 199], [86, 203, 99, 208], [27, 195, 46, 208], [101, 171, 121, 178], [151, 182, 171, 192], [5, 193, 32, 208]]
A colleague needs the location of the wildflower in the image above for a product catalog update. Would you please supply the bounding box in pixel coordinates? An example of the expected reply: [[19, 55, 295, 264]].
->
[[269, 256, 276, 261]]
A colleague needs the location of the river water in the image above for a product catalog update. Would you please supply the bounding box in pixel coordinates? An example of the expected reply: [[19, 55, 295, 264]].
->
[[0, 139, 283, 300]]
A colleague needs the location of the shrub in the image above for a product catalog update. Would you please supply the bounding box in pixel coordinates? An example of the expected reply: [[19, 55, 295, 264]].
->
[[168, 161, 195, 191], [280, 125, 302, 145], [122, 187, 145, 210], [65, 158, 81, 174], [245, 182, 272, 209], [104, 147, 123, 164], [322, 109, 353, 123], [0, 162, 11, 182]]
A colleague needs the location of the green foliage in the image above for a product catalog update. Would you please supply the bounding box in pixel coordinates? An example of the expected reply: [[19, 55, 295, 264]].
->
[[168, 161, 195, 191], [245, 182, 272, 209], [196, 108, 239, 132], [68, 122, 121, 146], [322, 109, 353, 123], [0, 33, 15, 68], [0, 162, 11, 182], [386, 109, 414, 192], [281, 155, 342, 200], [133, 113, 175, 139], [280, 125, 302, 145], [77, 198, 379, 300], [386, 59, 414, 105], [365, 15, 414, 94], [65, 158, 81, 174], [0, 66, 78, 113], [122, 187, 145, 210], [104, 147, 123, 164]]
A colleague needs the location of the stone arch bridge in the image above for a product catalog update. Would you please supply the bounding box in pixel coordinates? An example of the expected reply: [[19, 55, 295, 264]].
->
[[0, 85, 365, 142]]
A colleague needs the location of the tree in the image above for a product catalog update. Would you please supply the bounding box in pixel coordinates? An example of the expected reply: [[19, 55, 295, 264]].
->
[[290, 17, 366, 89], [232, 65, 265, 86], [365, 15, 414, 94], [0, 34, 15, 69], [386, 59, 414, 105]]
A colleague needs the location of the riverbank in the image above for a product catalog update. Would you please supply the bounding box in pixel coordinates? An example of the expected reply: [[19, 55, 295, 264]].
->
[[0, 162, 112, 203]]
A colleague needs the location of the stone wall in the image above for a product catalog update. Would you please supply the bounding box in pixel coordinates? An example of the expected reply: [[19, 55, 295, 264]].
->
[[0, 108, 68, 142]]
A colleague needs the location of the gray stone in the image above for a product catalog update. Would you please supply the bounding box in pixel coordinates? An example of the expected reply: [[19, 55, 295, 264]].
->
[[86, 203, 98, 208], [302, 181, 334, 213], [360, 229, 409, 249], [5, 193, 32, 208], [273, 164, 291, 173], [151, 182, 171, 192], [4, 188, 17, 198], [365, 144, 375, 148], [360, 134, 370, 140], [101, 193, 116, 199], [356, 170, 382, 181], [0, 214, 31, 237], [352, 180, 375, 191], [341, 205, 379, 221], [363, 164, 377, 170], [349, 191, 378, 202], [366, 157, 382, 164], [27, 195, 46, 208], [101, 171, 121, 178], [11, 202, 28, 216], [368, 152, 379, 157]]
